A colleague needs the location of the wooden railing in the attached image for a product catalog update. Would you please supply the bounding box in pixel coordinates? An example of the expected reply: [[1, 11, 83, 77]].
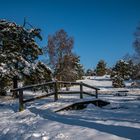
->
[[11, 81, 100, 111]]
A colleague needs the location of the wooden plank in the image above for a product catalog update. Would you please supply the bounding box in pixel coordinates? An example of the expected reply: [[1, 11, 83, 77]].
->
[[95, 89, 98, 98], [19, 90, 24, 111], [80, 83, 83, 99], [54, 82, 58, 101], [11, 81, 55, 91]]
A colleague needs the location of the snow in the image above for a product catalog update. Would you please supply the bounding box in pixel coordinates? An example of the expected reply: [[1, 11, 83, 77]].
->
[[0, 76, 140, 140]]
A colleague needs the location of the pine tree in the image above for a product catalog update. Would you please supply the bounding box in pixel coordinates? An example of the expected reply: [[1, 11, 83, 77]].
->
[[95, 60, 106, 76], [54, 54, 83, 81], [111, 59, 135, 88], [85, 69, 95, 76], [131, 63, 140, 79], [0, 19, 47, 96], [54, 54, 73, 81], [23, 61, 52, 85], [111, 60, 132, 80], [112, 75, 125, 88], [74, 56, 85, 80]]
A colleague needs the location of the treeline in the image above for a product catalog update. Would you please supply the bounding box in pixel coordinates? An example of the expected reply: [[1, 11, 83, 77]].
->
[[85, 23, 140, 87], [85, 59, 136, 87], [0, 19, 84, 96]]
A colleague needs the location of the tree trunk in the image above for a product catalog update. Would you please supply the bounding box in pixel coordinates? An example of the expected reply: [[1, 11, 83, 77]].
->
[[12, 62, 18, 98], [12, 76, 18, 98], [0, 79, 6, 96]]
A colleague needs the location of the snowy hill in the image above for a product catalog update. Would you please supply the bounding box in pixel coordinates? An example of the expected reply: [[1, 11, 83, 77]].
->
[[78, 75, 139, 93], [0, 76, 140, 140]]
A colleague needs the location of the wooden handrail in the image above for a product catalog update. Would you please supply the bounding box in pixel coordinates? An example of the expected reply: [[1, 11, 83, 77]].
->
[[11, 81, 99, 92], [10, 80, 100, 111], [10, 81, 55, 92]]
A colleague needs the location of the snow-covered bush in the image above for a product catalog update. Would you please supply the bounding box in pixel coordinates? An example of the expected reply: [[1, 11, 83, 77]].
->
[[111, 60, 133, 80], [131, 63, 140, 80], [112, 75, 125, 88], [111, 59, 134, 88], [95, 60, 106, 76], [106, 67, 112, 75]]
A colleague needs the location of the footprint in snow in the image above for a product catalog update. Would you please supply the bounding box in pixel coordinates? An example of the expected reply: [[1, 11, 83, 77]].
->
[[32, 133, 41, 137], [42, 136, 50, 140], [32, 132, 50, 140], [55, 133, 68, 139], [3, 128, 10, 134]]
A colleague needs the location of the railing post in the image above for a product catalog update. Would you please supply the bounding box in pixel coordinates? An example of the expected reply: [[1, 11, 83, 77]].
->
[[54, 81, 58, 101], [80, 82, 83, 99], [95, 89, 98, 98], [19, 89, 24, 111]]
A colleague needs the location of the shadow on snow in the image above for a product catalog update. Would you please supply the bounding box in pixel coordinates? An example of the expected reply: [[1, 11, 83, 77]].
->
[[30, 107, 140, 140]]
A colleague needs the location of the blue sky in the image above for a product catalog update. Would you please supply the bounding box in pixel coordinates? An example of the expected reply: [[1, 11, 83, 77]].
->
[[0, 0, 140, 69]]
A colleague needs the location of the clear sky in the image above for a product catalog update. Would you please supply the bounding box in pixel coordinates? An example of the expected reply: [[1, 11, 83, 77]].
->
[[0, 0, 140, 69]]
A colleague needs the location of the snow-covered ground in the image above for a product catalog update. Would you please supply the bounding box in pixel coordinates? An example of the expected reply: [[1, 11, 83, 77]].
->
[[0, 76, 140, 140]]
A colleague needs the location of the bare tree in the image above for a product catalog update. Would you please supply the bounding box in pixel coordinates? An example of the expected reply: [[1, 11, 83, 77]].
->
[[44, 29, 84, 81], [45, 29, 74, 69]]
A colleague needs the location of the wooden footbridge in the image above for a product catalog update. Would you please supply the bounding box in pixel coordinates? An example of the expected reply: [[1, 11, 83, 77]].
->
[[11, 81, 100, 111]]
